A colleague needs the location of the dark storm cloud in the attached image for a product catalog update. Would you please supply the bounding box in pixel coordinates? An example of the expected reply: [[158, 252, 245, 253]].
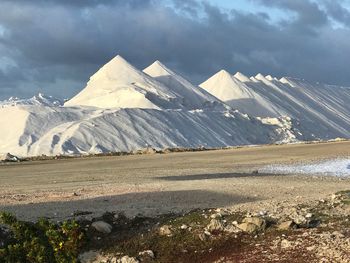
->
[[323, 0, 350, 26], [254, 0, 329, 29], [0, 0, 349, 99]]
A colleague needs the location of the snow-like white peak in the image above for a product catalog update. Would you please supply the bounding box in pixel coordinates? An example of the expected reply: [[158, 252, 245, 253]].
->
[[280, 77, 288, 83], [265, 75, 274, 81], [201, 70, 282, 117], [89, 55, 145, 83], [217, 69, 232, 78], [200, 69, 256, 101], [31, 93, 63, 106], [250, 76, 260, 83], [7, 96, 20, 102], [0, 93, 63, 107], [202, 69, 233, 86], [144, 60, 224, 109], [143, 60, 173, 77], [64, 55, 186, 110], [255, 73, 268, 81], [233, 72, 250, 82], [279, 77, 296, 87]]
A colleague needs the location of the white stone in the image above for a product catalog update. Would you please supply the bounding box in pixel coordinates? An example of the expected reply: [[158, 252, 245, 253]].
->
[[91, 221, 112, 234], [118, 256, 139, 263], [281, 239, 292, 249], [0, 153, 19, 162], [305, 213, 313, 218], [207, 219, 224, 232], [138, 250, 155, 259], [159, 225, 172, 236]]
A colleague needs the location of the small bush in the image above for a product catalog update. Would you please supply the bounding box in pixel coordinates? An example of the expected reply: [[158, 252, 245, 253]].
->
[[0, 212, 85, 263]]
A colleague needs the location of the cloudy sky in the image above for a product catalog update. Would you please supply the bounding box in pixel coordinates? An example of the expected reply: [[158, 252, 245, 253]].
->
[[0, 0, 350, 99]]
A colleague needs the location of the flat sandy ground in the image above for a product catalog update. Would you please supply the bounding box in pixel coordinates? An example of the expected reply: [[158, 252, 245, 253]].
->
[[0, 141, 350, 221]]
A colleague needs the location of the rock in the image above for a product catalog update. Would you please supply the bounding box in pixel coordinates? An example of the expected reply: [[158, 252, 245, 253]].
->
[[0, 153, 20, 162], [78, 250, 101, 263], [237, 217, 266, 233], [138, 250, 155, 259], [331, 193, 339, 200], [91, 221, 112, 234], [331, 231, 345, 238], [305, 213, 313, 218], [242, 217, 266, 230], [306, 219, 320, 228], [238, 222, 261, 233], [180, 224, 188, 230], [207, 219, 225, 232], [204, 230, 211, 236], [198, 233, 207, 241], [258, 210, 267, 216], [290, 214, 307, 225], [215, 208, 229, 216], [306, 246, 315, 251], [142, 148, 156, 154], [133, 148, 156, 155], [117, 256, 139, 263], [281, 239, 292, 249], [224, 224, 241, 233], [159, 225, 172, 236], [277, 221, 296, 230], [78, 251, 96, 263], [210, 213, 222, 219]]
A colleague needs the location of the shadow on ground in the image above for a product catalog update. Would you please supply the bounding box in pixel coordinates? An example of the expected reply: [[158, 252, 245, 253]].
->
[[0, 190, 261, 221], [157, 172, 274, 181]]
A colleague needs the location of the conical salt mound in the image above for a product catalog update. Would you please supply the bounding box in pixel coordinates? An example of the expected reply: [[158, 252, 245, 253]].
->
[[144, 60, 224, 109], [90, 55, 143, 82], [143, 60, 174, 77], [200, 69, 281, 117], [200, 70, 254, 100], [265, 75, 274, 81], [255, 73, 267, 81], [234, 72, 250, 82], [65, 55, 182, 109]]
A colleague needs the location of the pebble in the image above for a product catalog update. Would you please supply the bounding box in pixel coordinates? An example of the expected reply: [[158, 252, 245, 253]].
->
[[159, 225, 172, 236], [91, 221, 112, 234], [138, 250, 155, 259], [180, 224, 188, 230]]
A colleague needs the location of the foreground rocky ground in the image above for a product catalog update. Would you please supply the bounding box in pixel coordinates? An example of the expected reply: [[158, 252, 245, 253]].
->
[[8, 189, 344, 263], [1, 191, 350, 262]]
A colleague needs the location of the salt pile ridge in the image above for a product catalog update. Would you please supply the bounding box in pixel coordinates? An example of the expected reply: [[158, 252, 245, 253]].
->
[[200, 70, 350, 140], [1, 55, 349, 157]]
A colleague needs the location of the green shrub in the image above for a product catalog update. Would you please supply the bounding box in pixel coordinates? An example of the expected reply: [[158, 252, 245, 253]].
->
[[0, 212, 85, 263]]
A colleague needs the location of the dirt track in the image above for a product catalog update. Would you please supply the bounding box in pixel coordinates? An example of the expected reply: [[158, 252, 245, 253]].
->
[[0, 141, 350, 220]]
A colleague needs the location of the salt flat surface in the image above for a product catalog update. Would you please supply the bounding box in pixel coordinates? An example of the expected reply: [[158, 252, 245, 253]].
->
[[261, 158, 350, 177]]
